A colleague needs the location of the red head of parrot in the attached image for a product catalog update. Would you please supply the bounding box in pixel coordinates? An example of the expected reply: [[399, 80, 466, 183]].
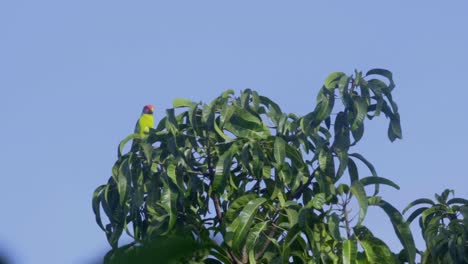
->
[[143, 104, 154, 114]]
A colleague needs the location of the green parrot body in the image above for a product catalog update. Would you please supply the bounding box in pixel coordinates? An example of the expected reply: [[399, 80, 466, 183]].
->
[[132, 104, 155, 151], [134, 112, 154, 137]]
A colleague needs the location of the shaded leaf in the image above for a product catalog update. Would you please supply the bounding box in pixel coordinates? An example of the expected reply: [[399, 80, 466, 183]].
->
[[402, 198, 435, 215], [360, 176, 400, 190], [375, 200, 416, 264]]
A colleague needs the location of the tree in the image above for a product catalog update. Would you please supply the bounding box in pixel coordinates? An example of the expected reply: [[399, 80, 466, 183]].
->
[[92, 69, 466, 263], [403, 189, 468, 263]]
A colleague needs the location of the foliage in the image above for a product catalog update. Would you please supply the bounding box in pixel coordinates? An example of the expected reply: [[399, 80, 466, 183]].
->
[[93, 69, 419, 263], [404, 189, 468, 263]]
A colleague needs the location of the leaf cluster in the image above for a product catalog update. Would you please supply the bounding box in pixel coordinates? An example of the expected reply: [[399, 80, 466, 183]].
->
[[92, 69, 441, 263]]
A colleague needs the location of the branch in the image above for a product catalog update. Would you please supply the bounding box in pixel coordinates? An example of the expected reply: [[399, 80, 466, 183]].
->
[[212, 193, 223, 222], [341, 193, 352, 239], [289, 168, 318, 200], [254, 222, 278, 260]]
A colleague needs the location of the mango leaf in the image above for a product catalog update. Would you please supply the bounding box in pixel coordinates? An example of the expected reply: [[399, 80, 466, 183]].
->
[[349, 153, 378, 178], [212, 150, 232, 194], [225, 193, 259, 222], [351, 96, 368, 131], [118, 133, 139, 157], [402, 198, 435, 215], [351, 123, 364, 144], [406, 207, 429, 224], [116, 158, 130, 205], [348, 158, 359, 182], [231, 197, 267, 250], [447, 198, 468, 205], [351, 181, 368, 225], [246, 221, 268, 251], [214, 118, 234, 141], [274, 136, 286, 164], [165, 108, 179, 135], [92, 185, 107, 232], [388, 113, 402, 142], [355, 225, 398, 264], [360, 176, 400, 190], [343, 239, 357, 264], [335, 150, 348, 180], [159, 181, 178, 234], [328, 213, 341, 240], [318, 148, 332, 173], [366, 68, 395, 91], [306, 193, 326, 210], [325, 72, 346, 89], [374, 200, 416, 264], [172, 98, 194, 108], [247, 221, 269, 263]]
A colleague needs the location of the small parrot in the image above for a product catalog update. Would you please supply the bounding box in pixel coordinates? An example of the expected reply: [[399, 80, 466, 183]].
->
[[132, 104, 155, 151], [134, 104, 155, 137]]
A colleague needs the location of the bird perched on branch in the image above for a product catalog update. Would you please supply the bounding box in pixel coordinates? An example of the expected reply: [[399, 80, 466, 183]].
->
[[132, 104, 155, 151]]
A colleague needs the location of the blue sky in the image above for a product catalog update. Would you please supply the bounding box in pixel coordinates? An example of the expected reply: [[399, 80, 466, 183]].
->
[[1, 1, 467, 263]]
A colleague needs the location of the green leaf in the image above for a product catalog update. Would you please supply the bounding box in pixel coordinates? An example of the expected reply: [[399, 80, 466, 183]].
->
[[328, 213, 341, 240], [406, 207, 429, 224], [460, 206, 468, 226], [118, 133, 139, 157], [212, 149, 233, 194], [246, 221, 268, 251], [375, 200, 416, 264], [360, 176, 400, 190], [318, 147, 332, 173], [402, 198, 435, 215], [165, 108, 179, 135], [115, 158, 130, 205], [92, 185, 107, 232], [351, 96, 368, 131], [274, 136, 286, 164], [349, 153, 378, 178], [172, 98, 194, 108], [421, 205, 445, 226], [447, 198, 468, 205], [366, 68, 395, 91], [355, 225, 398, 264], [226, 193, 259, 222], [335, 150, 348, 180], [160, 181, 178, 234], [231, 197, 267, 250], [306, 193, 326, 210], [389, 113, 402, 141], [214, 117, 233, 141], [313, 89, 335, 124], [351, 181, 368, 225], [348, 158, 359, 182], [325, 72, 346, 89], [343, 239, 357, 264], [167, 163, 178, 186], [351, 123, 364, 144]]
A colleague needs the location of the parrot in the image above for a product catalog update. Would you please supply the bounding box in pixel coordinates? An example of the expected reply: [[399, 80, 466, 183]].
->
[[132, 104, 155, 151]]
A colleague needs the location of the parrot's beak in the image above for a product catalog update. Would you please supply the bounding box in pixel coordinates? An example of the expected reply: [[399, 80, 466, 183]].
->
[[150, 106, 155, 113]]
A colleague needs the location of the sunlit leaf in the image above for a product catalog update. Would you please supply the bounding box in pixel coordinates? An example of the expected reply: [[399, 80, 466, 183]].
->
[[172, 97, 194, 108], [325, 72, 346, 89], [343, 239, 357, 264], [231, 198, 267, 250], [351, 181, 368, 225]]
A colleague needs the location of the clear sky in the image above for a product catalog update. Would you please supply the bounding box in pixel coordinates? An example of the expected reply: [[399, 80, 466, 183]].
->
[[1, 1, 467, 263]]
